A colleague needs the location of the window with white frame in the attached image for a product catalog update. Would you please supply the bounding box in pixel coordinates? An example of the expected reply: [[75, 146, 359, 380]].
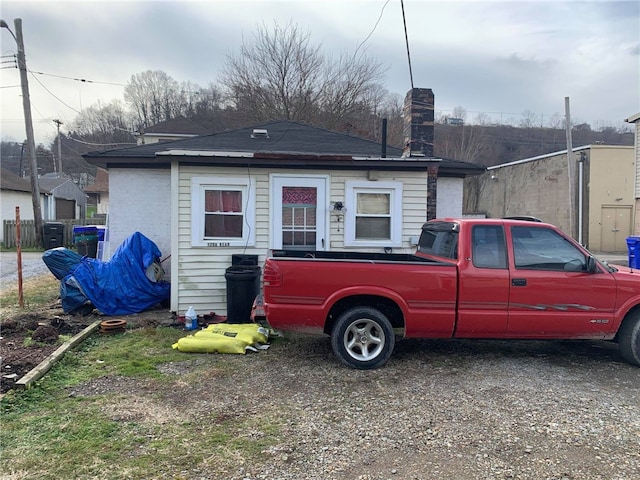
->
[[191, 176, 256, 247], [344, 181, 403, 247]]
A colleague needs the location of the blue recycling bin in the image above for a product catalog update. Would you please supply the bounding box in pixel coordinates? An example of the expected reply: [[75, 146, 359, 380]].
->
[[626, 236, 640, 268]]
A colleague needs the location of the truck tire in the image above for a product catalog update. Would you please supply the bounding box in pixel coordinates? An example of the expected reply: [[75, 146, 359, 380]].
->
[[331, 307, 395, 369], [618, 311, 640, 367]]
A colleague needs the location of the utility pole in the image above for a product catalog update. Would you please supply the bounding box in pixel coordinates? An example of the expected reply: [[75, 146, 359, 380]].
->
[[1, 18, 43, 247], [53, 119, 63, 176]]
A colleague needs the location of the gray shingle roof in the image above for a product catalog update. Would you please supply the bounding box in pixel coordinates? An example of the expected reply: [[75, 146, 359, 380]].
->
[[1, 168, 34, 193], [84, 120, 484, 177]]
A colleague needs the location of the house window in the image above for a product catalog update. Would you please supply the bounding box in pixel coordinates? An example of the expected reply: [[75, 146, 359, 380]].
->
[[191, 176, 255, 247], [345, 181, 403, 247], [205, 190, 243, 238], [355, 192, 390, 239]]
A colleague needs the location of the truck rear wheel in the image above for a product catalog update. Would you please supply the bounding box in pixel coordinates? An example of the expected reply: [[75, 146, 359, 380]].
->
[[618, 311, 640, 367], [331, 307, 395, 369]]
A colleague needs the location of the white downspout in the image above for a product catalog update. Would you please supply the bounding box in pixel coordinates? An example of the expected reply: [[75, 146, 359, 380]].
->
[[578, 151, 585, 245]]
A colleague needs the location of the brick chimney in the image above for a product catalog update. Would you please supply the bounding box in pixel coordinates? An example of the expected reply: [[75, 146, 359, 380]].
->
[[402, 88, 435, 158], [403, 88, 438, 220]]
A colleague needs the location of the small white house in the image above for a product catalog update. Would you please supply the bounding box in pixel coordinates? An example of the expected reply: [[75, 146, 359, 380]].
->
[[85, 90, 484, 316]]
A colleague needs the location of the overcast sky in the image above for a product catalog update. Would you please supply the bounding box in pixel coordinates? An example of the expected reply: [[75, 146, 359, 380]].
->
[[1, 0, 638, 146]]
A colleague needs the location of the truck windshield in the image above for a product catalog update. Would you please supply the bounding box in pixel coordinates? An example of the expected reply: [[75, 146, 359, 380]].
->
[[418, 222, 458, 259]]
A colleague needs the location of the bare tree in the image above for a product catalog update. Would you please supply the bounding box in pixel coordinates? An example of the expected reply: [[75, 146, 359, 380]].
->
[[452, 105, 467, 121], [519, 109, 540, 129], [220, 21, 387, 130], [473, 112, 492, 126], [124, 70, 182, 127], [547, 113, 564, 129], [436, 124, 487, 163], [377, 92, 404, 147], [73, 100, 134, 141]]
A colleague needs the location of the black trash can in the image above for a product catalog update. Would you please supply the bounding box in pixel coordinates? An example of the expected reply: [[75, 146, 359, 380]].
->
[[43, 222, 64, 249], [627, 236, 640, 268], [232, 254, 259, 266], [225, 264, 261, 324]]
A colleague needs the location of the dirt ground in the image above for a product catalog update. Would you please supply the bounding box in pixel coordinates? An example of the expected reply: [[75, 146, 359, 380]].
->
[[0, 300, 176, 394], [2, 297, 640, 478]]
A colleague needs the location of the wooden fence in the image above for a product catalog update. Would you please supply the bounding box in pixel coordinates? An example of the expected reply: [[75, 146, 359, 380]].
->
[[2, 219, 106, 249]]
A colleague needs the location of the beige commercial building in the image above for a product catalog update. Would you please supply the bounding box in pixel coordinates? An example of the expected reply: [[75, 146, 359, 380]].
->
[[626, 113, 640, 235], [464, 145, 635, 253]]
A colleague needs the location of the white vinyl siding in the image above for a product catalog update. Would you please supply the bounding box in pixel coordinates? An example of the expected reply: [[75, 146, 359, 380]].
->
[[174, 166, 430, 315], [175, 167, 269, 315]]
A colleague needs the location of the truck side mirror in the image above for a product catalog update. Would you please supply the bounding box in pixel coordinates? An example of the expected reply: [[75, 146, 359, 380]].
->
[[586, 256, 597, 273]]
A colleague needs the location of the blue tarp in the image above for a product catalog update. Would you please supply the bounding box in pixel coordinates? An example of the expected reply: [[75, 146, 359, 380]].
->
[[43, 232, 170, 315], [69, 232, 171, 315], [42, 247, 83, 280]]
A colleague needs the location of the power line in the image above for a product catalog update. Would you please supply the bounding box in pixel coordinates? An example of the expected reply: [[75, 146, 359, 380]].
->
[[400, 0, 414, 89], [28, 70, 81, 113], [29, 70, 127, 87], [353, 0, 390, 58], [67, 136, 136, 147]]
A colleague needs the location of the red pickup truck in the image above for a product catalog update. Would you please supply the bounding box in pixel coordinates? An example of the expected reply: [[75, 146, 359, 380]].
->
[[262, 218, 640, 369]]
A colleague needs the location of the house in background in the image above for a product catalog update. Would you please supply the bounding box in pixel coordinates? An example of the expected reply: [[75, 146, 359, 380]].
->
[[625, 112, 640, 235], [37, 174, 87, 221], [84, 167, 109, 219], [0, 168, 43, 245], [464, 144, 635, 252], [85, 88, 484, 316], [1, 169, 86, 245], [135, 116, 210, 145]]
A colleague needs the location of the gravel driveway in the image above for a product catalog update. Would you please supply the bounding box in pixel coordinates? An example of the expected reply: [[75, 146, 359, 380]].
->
[[0, 251, 52, 292], [69, 333, 640, 480]]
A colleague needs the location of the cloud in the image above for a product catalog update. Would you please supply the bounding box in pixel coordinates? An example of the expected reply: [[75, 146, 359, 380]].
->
[[1, 0, 638, 145]]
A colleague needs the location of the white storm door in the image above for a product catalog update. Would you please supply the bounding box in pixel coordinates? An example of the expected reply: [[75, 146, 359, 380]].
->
[[271, 175, 328, 251]]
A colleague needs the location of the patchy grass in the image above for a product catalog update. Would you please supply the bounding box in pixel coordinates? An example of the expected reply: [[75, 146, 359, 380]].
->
[[0, 275, 59, 312], [0, 327, 282, 479], [0, 276, 282, 479]]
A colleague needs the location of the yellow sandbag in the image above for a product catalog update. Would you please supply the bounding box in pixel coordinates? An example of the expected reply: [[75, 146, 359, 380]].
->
[[194, 329, 263, 346], [202, 323, 269, 344], [172, 333, 248, 354]]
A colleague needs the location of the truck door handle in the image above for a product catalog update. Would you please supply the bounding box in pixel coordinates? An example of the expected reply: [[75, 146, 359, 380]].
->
[[321, 238, 325, 249], [512, 278, 527, 287]]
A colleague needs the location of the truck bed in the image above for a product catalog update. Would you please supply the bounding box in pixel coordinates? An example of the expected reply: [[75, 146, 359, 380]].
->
[[270, 249, 451, 264]]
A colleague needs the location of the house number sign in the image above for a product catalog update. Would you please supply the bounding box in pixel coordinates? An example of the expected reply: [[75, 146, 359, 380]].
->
[[207, 242, 231, 247]]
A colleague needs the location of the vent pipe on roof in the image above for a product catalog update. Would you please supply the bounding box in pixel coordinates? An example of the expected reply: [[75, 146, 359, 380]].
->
[[251, 129, 269, 138], [381, 118, 387, 158]]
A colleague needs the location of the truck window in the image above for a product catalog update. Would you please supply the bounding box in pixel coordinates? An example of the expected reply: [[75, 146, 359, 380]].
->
[[418, 222, 458, 259], [511, 226, 586, 271], [472, 225, 507, 269]]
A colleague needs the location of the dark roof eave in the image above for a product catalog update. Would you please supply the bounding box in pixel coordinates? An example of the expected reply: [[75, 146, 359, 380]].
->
[[86, 155, 484, 176], [98, 154, 440, 170]]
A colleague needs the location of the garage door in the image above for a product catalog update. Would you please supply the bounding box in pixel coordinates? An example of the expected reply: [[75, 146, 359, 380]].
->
[[56, 199, 75, 219]]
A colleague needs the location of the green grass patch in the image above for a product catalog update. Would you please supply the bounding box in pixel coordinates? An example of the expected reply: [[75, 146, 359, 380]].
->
[[0, 326, 282, 479], [1, 395, 281, 479]]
